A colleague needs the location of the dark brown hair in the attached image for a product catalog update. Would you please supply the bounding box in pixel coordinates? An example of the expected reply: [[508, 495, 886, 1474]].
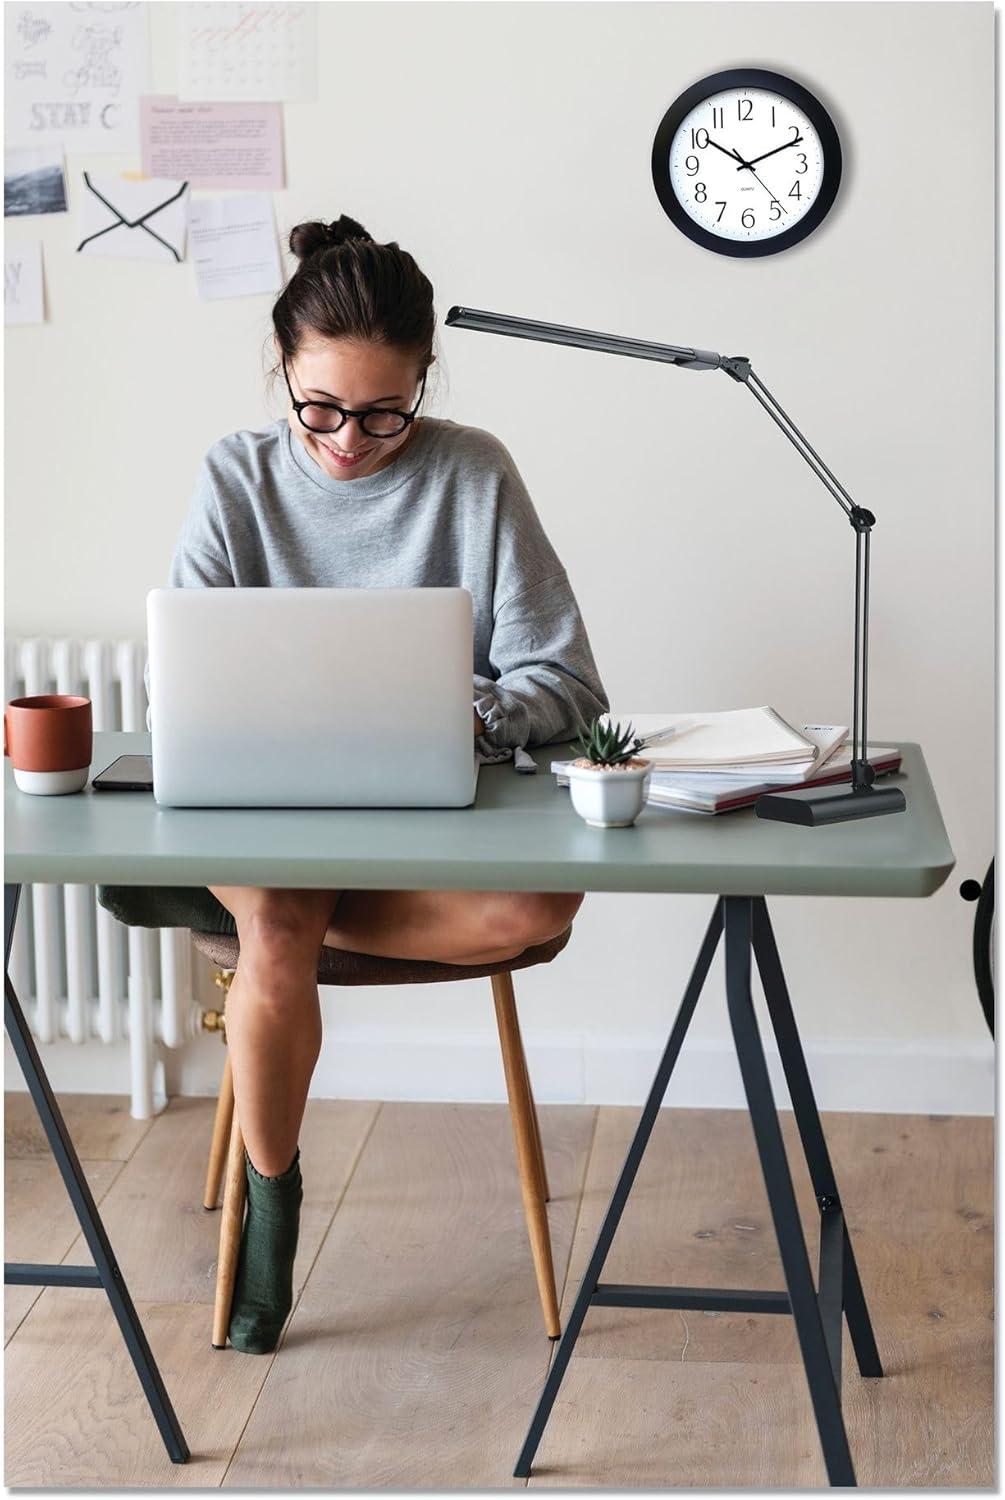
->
[[270, 214, 437, 390]]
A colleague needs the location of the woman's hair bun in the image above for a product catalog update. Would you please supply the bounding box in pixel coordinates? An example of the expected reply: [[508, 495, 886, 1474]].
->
[[288, 215, 374, 261]]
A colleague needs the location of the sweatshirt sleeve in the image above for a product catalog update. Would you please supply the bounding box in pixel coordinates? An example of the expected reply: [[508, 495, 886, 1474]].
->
[[472, 440, 610, 752], [167, 457, 235, 589]]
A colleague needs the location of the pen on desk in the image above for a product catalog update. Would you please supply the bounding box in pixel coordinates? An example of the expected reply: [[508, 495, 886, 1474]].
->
[[635, 718, 698, 749]]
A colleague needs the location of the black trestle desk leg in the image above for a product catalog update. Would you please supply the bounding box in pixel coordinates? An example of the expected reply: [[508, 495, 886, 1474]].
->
[[723, 896, 856, 1487], [751, 897, 883, 1381], [513, 896, 725, 1479], [4, 884, 189, 1465]]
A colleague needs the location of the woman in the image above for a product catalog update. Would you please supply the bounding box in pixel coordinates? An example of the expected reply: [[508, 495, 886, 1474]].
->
[[104, 214, 609, 1354]]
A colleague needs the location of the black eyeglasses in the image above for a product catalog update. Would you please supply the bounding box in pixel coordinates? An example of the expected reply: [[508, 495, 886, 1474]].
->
[[282, 357, 427, 438]]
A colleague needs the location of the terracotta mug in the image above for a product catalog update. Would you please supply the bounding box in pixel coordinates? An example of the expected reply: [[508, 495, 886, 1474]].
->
[[4, 695, 93, 794]]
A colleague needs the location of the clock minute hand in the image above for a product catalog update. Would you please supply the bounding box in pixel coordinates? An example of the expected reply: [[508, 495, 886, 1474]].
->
[[737, 136, 804, 170]]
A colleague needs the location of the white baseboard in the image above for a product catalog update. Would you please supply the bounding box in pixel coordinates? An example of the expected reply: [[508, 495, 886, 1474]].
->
[[6, 1026, 994, 1118]]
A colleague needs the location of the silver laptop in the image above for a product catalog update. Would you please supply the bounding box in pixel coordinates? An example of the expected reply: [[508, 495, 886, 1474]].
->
[[146, 587, 479, 808]]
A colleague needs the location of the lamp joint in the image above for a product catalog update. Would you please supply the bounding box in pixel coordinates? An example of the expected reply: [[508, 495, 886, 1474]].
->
[[850, 504, 876, 533], [851, 758, 877, 790], [719, 355, 751, 383]]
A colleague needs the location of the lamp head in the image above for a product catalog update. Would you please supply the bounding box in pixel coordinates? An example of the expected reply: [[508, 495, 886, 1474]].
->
[[445, 306, 721, 371]]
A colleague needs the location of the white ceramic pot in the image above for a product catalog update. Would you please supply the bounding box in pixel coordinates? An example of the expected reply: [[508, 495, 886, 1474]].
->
[[565, 759, 652, 828]]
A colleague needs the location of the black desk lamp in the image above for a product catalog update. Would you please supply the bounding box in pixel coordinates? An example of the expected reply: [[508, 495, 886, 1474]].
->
[[445, 305, 906, 826]]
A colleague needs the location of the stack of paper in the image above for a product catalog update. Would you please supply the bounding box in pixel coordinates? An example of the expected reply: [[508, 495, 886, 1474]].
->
[[610, 707, 820, 770]]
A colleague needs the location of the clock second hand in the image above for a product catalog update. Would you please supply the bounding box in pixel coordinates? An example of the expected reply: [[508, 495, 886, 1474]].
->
[[728, 144, 789, 215]]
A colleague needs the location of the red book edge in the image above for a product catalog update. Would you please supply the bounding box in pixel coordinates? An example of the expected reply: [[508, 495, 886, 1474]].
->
[[649, 752, 903, 814]]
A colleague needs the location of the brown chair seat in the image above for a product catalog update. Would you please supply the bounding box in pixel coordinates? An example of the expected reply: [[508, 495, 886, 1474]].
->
[[190, 924, 572, 985]]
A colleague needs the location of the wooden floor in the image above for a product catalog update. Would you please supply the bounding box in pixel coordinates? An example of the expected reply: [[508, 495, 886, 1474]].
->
[[4, 1091, 993, 1488]]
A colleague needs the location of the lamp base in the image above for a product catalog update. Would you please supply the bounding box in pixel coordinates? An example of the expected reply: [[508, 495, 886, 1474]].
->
[[755, 782, 907, 826]]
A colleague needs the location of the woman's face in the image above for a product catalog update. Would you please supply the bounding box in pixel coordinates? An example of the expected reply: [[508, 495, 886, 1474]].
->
[[283, 337, 428, 482]]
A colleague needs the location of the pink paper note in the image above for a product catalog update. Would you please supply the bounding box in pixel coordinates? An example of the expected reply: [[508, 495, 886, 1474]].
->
[[140, 95, 284, 189]]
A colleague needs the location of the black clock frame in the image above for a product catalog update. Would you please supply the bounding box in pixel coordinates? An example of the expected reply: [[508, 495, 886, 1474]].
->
[[651, 67, 842, 258]]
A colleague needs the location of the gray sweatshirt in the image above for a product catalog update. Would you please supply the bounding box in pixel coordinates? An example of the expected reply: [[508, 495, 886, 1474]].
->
[[149, 415, 609, 758]]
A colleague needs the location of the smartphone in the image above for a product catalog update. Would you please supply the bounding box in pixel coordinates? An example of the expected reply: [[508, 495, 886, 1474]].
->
[[91, 754, 154, 792]]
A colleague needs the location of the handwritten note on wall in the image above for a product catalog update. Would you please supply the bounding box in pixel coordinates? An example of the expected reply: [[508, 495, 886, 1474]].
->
[[179, 2, 317, 102], [140, 96, 284, 189], [5, 240, 45, 325], [189, 193, 282, 300], [5, 1, 150, 154]]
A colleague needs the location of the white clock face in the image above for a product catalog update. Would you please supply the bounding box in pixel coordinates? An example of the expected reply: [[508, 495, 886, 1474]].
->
[[668, 88, 825, 243]]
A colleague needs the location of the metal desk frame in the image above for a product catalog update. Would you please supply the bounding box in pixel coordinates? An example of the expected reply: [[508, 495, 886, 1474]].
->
[[515, 893, 880, 1486], [4, 884, 189, 1464]]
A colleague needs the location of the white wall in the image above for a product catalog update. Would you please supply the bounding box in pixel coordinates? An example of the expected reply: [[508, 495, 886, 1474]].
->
[[5, 2, 994, 1112]]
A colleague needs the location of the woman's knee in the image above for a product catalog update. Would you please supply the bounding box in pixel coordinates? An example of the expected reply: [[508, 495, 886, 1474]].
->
[[210, 887, 340, 973], [498, 891, 584, 951]]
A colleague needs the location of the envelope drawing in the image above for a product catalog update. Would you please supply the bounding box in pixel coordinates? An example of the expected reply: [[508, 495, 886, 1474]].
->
[[76, 173, 189, 263]]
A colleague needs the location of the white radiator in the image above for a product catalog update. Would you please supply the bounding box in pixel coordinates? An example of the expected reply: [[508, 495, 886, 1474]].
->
[[5, 637, 202, 1118]]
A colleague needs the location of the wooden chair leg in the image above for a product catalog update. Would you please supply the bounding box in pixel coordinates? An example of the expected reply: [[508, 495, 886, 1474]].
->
[[212, 1108, 247, 1349], [491, 971, 561, 1339], [512, 1008, 551, 1203], [203, 1049, 234, 1210]]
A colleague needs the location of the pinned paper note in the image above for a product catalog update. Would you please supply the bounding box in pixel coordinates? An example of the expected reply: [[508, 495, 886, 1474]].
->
[[5, 240, 45, 324], [4, 147, 68, 216], [4, 1, 150, 154], [189, 192, 282, 299], [76, 172, 188, 262], [178, 2, 318, 102], [140, 95, 284, 189]]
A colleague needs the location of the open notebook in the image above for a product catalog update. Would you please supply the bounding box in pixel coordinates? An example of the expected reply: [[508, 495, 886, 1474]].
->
[[605, 707, 818, 770]]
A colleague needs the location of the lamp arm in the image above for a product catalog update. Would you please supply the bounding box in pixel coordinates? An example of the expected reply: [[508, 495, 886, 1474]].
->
[[718, 356, 876, 791]]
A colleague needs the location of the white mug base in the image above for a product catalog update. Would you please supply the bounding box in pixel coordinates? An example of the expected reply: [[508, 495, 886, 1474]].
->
[[12, 766, 89, 795]]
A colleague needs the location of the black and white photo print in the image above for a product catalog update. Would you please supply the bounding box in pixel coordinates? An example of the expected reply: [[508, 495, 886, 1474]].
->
[[4, 146, 68, 217]]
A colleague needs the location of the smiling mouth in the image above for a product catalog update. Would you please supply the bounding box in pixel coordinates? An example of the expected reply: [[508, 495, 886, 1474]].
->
[[320, 441, 372, 460]]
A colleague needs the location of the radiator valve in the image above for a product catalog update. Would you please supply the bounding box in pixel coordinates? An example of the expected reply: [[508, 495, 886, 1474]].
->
[[202, 967, 234, 1038]]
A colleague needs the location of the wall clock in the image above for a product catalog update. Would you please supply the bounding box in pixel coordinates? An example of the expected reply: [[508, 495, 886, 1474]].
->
[[651, 68, 842, 257]]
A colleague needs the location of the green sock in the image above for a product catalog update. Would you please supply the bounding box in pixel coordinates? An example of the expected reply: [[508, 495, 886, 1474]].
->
[[226, 1148, 303, 1354]]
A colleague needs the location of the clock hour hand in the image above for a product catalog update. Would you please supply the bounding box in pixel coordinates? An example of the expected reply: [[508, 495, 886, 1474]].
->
[[706, 135, 755, 170], [737, 136, 804, 170]]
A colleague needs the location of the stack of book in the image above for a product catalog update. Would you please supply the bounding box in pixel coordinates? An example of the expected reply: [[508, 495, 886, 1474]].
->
[[552, 707, 901, 815]]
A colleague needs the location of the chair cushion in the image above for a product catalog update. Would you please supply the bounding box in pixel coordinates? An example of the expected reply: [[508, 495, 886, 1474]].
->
[[97, 885, 238, 934], [189, 924, 572, 985]]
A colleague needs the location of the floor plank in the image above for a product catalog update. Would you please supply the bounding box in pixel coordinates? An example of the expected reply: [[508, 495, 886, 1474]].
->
[[5, 1090, 153, 1161], [221, 1101, 596, 1490], [4, 1092, 148, 1345], [4, 1156, 122, 1343], [4, 1292, 271, 1488], [527, 1356, 825, 1488]]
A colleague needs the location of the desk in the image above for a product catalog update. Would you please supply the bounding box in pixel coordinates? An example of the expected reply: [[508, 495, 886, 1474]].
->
[[6, 733, 954, 1481]]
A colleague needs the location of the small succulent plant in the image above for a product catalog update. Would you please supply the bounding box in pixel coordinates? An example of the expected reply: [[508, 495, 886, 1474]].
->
[[570, 715, 645, 768]]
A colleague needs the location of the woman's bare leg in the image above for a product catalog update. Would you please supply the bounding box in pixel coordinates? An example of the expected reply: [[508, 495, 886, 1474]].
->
[[209, 886, 341, 1176], [324, 889, 584, 965]]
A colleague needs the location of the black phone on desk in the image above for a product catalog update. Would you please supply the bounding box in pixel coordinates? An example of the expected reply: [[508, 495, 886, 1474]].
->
[[91, 754, 154, 792]]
